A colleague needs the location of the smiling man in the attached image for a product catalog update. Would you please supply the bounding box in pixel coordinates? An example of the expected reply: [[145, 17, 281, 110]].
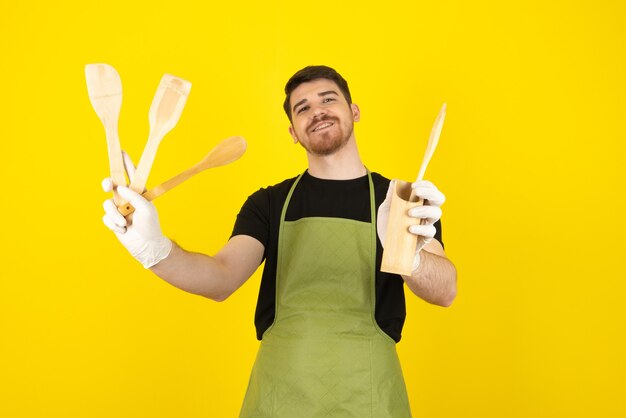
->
[[102, 65, 457, 417], [288, 80, 356, 156]]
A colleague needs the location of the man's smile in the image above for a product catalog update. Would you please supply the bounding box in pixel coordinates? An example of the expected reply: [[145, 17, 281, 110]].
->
[[310, 121, 335, 133]]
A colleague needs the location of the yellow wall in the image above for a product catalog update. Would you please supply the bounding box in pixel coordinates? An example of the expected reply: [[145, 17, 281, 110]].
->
[[1, 0, 624, 416]]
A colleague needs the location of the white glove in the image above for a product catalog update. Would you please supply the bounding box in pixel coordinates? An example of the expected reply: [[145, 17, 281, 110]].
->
[[377, 180, 445, 272], [101, 160, 172, 268]]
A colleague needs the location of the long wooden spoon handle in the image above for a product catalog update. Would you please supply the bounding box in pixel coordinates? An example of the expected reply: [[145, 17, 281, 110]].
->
[[117, 168, 192, 216], [410, 103, 447, 201], [144, 166, 197, 202], [117, 136, 247, 216], [105, 129, 127, 204], [129, 131, 161, 193]]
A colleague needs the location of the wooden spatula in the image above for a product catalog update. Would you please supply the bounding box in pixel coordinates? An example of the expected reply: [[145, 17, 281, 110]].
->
[[85, 63, 126, 205], [409, 102, 447, 201], [117, 136, 247, 216], [129, 74, 192, 194]]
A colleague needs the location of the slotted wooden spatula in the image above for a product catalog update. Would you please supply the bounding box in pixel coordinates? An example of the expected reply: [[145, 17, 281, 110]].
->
[[117, 136, 247, 216], [129, 74, 192, 194], [85, 63, 126, 205]]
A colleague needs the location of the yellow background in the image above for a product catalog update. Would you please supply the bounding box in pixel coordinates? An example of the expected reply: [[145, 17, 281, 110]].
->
[[1, 0, 625, 416]]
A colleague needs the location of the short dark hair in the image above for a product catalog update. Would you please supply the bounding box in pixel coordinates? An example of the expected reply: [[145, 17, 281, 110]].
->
[[283, 65, 352, 121]]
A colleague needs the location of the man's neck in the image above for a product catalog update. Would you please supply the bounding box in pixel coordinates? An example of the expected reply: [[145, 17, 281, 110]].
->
[[305, 137, 366, 180]]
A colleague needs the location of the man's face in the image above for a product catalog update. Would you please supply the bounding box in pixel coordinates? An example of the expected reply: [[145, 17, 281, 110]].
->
[[288, 78, 360, 156]]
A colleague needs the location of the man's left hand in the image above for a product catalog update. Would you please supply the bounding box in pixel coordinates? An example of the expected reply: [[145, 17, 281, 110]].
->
[[377, 180, 445, 271]]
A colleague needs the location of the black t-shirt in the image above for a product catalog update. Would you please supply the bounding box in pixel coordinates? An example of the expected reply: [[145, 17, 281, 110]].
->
[[231, 171, 443, 343]]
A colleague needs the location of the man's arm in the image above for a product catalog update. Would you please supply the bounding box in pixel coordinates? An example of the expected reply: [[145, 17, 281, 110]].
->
[[102, 184, 264, 302], [377, 179, 457, 307], [401, 239, 457, 307], [150, 235, 264, 302]]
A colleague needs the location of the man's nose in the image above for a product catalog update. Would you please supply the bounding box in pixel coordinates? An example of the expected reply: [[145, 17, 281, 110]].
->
[[311, 105, 327, 118]]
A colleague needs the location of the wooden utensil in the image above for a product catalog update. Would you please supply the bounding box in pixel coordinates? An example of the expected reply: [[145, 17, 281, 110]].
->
[[411, 102, 446, 200], [129, 74, 192, 194], [85, 63, 126, 205], [117, 136, 247, 216], [381, 103, 447, 276]]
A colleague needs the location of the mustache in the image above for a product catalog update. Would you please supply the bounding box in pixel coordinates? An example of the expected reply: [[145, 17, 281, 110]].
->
[[307, 115, 337, 131]]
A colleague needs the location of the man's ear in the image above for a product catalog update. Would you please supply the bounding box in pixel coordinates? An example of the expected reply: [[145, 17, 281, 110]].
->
[[289, 125, 299, 144], [351, 103, 361, 122]]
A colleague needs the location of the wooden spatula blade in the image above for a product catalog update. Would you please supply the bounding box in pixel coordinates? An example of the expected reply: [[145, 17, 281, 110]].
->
[[85, 64, 122, 97], [85, 63, 126, 204], [416, 103, 446, 182], [85, 64, 122, 124], [149, 74, 192, 138], [129, 74, 192, 194]]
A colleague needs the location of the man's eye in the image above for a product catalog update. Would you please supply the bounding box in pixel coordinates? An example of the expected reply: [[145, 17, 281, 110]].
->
[[298, 106, 309, 114], [323, 97, 336, 103]]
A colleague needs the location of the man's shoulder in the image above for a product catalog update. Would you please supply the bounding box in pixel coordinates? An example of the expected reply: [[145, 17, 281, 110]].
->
[[245, 174, 300, 205], [370, 171, 391, 184], [265, 174, 300, 191], [369, 171, 391, 198]]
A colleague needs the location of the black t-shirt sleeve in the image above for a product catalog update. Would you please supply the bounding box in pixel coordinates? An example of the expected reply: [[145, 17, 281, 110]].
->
[[231, 188, 271, 253], [435, 219, 443, 249]]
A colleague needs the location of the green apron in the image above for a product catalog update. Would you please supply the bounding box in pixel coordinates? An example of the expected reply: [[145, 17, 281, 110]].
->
[[240, 172, 412, 417]]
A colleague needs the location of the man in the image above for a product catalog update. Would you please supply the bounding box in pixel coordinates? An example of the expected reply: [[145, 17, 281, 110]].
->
[[102, 65, 457, 417]]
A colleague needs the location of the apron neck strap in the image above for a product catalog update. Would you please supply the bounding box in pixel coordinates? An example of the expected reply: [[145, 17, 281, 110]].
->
[[280, 169, 376, 226]]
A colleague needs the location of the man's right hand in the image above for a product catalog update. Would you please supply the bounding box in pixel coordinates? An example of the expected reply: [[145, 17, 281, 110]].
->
[[102, 179, 172, 269], [100, 153, 263, 301]]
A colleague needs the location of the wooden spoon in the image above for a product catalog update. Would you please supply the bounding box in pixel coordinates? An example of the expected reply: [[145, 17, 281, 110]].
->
[[409, 102, 447, 201], [117, 136, 247, 216], [129, 74, 192, 194], [85, 63, 126, 205]]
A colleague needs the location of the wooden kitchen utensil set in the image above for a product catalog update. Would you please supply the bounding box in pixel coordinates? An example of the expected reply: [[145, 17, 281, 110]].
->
[[85, 63, 247, 215], [87, 63, 445, 275]]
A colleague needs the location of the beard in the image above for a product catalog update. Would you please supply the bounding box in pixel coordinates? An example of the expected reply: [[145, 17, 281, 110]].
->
[[299, 117, 354, 156]]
